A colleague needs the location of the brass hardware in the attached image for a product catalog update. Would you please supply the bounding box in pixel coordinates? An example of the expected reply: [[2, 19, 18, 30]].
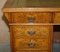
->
[[27, 31, 36, 36], [28, 40, 36, 48], [28, 16, 35, 22]]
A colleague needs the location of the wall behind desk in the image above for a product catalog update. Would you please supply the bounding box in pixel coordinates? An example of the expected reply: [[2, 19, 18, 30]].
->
[[0, 0, 11, 52]]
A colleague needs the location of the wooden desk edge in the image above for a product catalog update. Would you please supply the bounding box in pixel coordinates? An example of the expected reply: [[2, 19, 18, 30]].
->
[[2, 8, 60, 12], [9, 23, 60, 25]]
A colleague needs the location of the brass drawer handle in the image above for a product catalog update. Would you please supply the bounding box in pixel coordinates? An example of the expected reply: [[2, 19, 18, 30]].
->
[[28, 42, 36, 48], [27, 31, 36, 36], [28, 16, 36, 22]]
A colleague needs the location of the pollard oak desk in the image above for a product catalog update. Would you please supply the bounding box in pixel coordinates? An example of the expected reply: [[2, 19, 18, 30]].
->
[[2, 0, 60, 52]]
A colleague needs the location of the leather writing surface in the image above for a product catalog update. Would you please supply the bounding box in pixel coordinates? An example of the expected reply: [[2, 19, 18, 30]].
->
[[4, 0, 60, 8]]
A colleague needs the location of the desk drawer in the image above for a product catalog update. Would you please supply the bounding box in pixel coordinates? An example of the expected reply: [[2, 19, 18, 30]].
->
[[11, 25, 52, 39], [54, 13, 60, 23], [12, 12, 52, 23], [16, 50, 48, 52], [14, 38, 49, 50]]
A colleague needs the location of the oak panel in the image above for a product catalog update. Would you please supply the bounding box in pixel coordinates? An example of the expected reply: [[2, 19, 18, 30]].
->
[[12, 25, 52, 39], [14, 38, 49, 50], [54, 13, 60, 23], [12, 12, 52, 23], [16, 50, 48, 52]]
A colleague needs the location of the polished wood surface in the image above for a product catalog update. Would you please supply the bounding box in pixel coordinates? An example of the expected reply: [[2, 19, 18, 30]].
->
[[16, 50, 48, 52], [54, 13, 60, 23], [3, 8, 60, 12], [9, 25, 53, 52], [15, 38, 49, 50], [12, 12, 52, 23], [11, 25, 52, 39], [4, 12, 60, 23]]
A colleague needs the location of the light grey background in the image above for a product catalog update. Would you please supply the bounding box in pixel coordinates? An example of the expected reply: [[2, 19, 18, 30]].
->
[[0, 0, 11, 52]]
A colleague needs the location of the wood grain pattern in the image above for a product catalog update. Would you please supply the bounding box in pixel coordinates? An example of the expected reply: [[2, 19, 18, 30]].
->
[[12, 12, 52, 23], [12, 25, 52, 39], [54, 13, 60, 23], [14, 38, 49, 50], [16, 50, 48, 52], [9, 26, 15, 52], [9, 23, 60, 25], [9, 25, 53, 52], [2, 8, 60, 12]]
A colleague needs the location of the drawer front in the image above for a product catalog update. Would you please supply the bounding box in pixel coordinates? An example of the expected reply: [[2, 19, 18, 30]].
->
[[54, 13, 60, 23], [12, 25, 52, 39], [16, 50, 48, 52], [12, 12, 52, 23], [14, 39, 49, 50]]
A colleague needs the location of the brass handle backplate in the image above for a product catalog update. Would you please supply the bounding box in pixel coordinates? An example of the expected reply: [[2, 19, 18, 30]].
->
[[27, 31, 36, 36], [28, 16, 36, 22]]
